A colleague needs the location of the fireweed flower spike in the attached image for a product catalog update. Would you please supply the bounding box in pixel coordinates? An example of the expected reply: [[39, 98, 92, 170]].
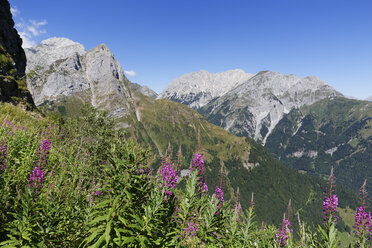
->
[[354, 206, 371, 236], [191, 153, 208, 195], [35, 139, 52, 168], [156, 162, 178, 201], [354, 180, 372, 238], [28, 167, 45, 193], [213, 185, 224, 215], [275, 214, 293, 247], [323, 166, 339, 224], [0, 141, 7, 171]]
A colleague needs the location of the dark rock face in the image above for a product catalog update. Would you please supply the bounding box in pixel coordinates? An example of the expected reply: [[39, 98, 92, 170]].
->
[[0, 0, 34, 108], [0, 0, 26, 77]]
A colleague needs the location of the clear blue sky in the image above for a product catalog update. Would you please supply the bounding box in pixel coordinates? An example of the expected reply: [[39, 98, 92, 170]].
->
[[9, 0, 372, 98]]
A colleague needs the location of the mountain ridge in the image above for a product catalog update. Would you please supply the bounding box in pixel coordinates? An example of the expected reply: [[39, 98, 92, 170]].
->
[[159, 69, 253, 109]]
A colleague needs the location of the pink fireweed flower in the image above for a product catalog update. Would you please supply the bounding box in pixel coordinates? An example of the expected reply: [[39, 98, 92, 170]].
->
[[323, 194, 339, 223], [180, 219, 199, 241], [191, 153, 208, 195], [192, 153, 204, 177], [323, 167, 338, 224], [35, 139, 51, 168], [0, 141, 7, 171], [156, 162, 178, 201], [213, 185, 224, 215], [354, 180, 371, 237], [354, 206, 372, 236], [275, 215, 293, 247], [28, 167, 45, 192], [201, 182, 208, 196]]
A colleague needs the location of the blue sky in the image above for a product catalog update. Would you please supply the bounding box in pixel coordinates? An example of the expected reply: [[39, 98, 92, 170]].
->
[[9, 0, 372, 98]]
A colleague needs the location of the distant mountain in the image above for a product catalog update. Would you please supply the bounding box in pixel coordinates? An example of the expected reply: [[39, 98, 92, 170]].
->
[[366, 96, 372, 102], [0, 0, 34, 107], [199, 71, 341, 142], [158, 69, 253, 109], [131, 82, 157, 99], [265, 97, 372, 194], [25, 37, 135, 118]]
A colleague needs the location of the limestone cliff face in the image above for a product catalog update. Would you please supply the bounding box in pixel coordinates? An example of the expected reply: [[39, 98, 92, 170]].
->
[[0, 0, 34, 107], [25, 38, 134, 118]]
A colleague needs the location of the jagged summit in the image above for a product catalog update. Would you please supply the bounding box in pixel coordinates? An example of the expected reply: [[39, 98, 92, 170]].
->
[[158, 69, 253, 109], [25, 37, 134, 118], [200, 70, 342, 142], [25, 37, 86, 74]]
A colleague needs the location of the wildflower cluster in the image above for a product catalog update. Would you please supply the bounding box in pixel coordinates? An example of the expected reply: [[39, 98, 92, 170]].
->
[[157, 162, 178, 201], [191, 153, 208, 195], [28, 166, 45, 192], [275, 216, 293, 247], [354, 180, 372, 240], [35, 139, 51, 168], [181, 219, 199, 239], [88, 190, 102, 204], [0, 141, 7, 171], [354, 206, 371, 236], [323, 194, 339, 223]]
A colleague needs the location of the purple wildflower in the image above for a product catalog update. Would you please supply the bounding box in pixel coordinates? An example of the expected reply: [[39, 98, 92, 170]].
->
[[275, 215, 293, 247], [323, 194, 339, 223], [354, 180, 372, 237], [35, 139, 51, 168], [201, 182, 208, 196], [191, 153, 209, 195], [323, 167, 338, 224], [192, 153, 204, 177], [213, 185, 224, 215], [28, 167, 45, 192], [156, 162, 178, 201], [180, 219, 199, 242], [354, 206, 372, 236], [0, 141, 7, 171]]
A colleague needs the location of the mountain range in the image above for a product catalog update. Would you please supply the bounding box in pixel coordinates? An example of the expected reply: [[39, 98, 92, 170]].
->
[[159, 68, 372, 194], [21, 37, 362, 227]]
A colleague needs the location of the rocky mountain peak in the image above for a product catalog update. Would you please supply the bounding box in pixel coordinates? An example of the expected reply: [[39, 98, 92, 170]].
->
[[198, 70, 342, 143], [25, 38, 134, 118], [25, 37, 86, 74], [159, 69, 253, 109]]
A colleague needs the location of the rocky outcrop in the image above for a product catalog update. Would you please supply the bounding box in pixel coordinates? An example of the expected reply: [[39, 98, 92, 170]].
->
[[0, 0, 26, 77], [158, 69, 253, 109], [25, 37, 135, 117], [0, 0, 34, 108]]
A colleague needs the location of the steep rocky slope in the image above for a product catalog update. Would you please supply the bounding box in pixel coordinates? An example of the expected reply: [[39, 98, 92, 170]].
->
[[0, 0, 34, 107], [25, 38, 134, 118], [265, 97, 372, 194], [159, 69, 253, 109], [199, 71, 341, 142]]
